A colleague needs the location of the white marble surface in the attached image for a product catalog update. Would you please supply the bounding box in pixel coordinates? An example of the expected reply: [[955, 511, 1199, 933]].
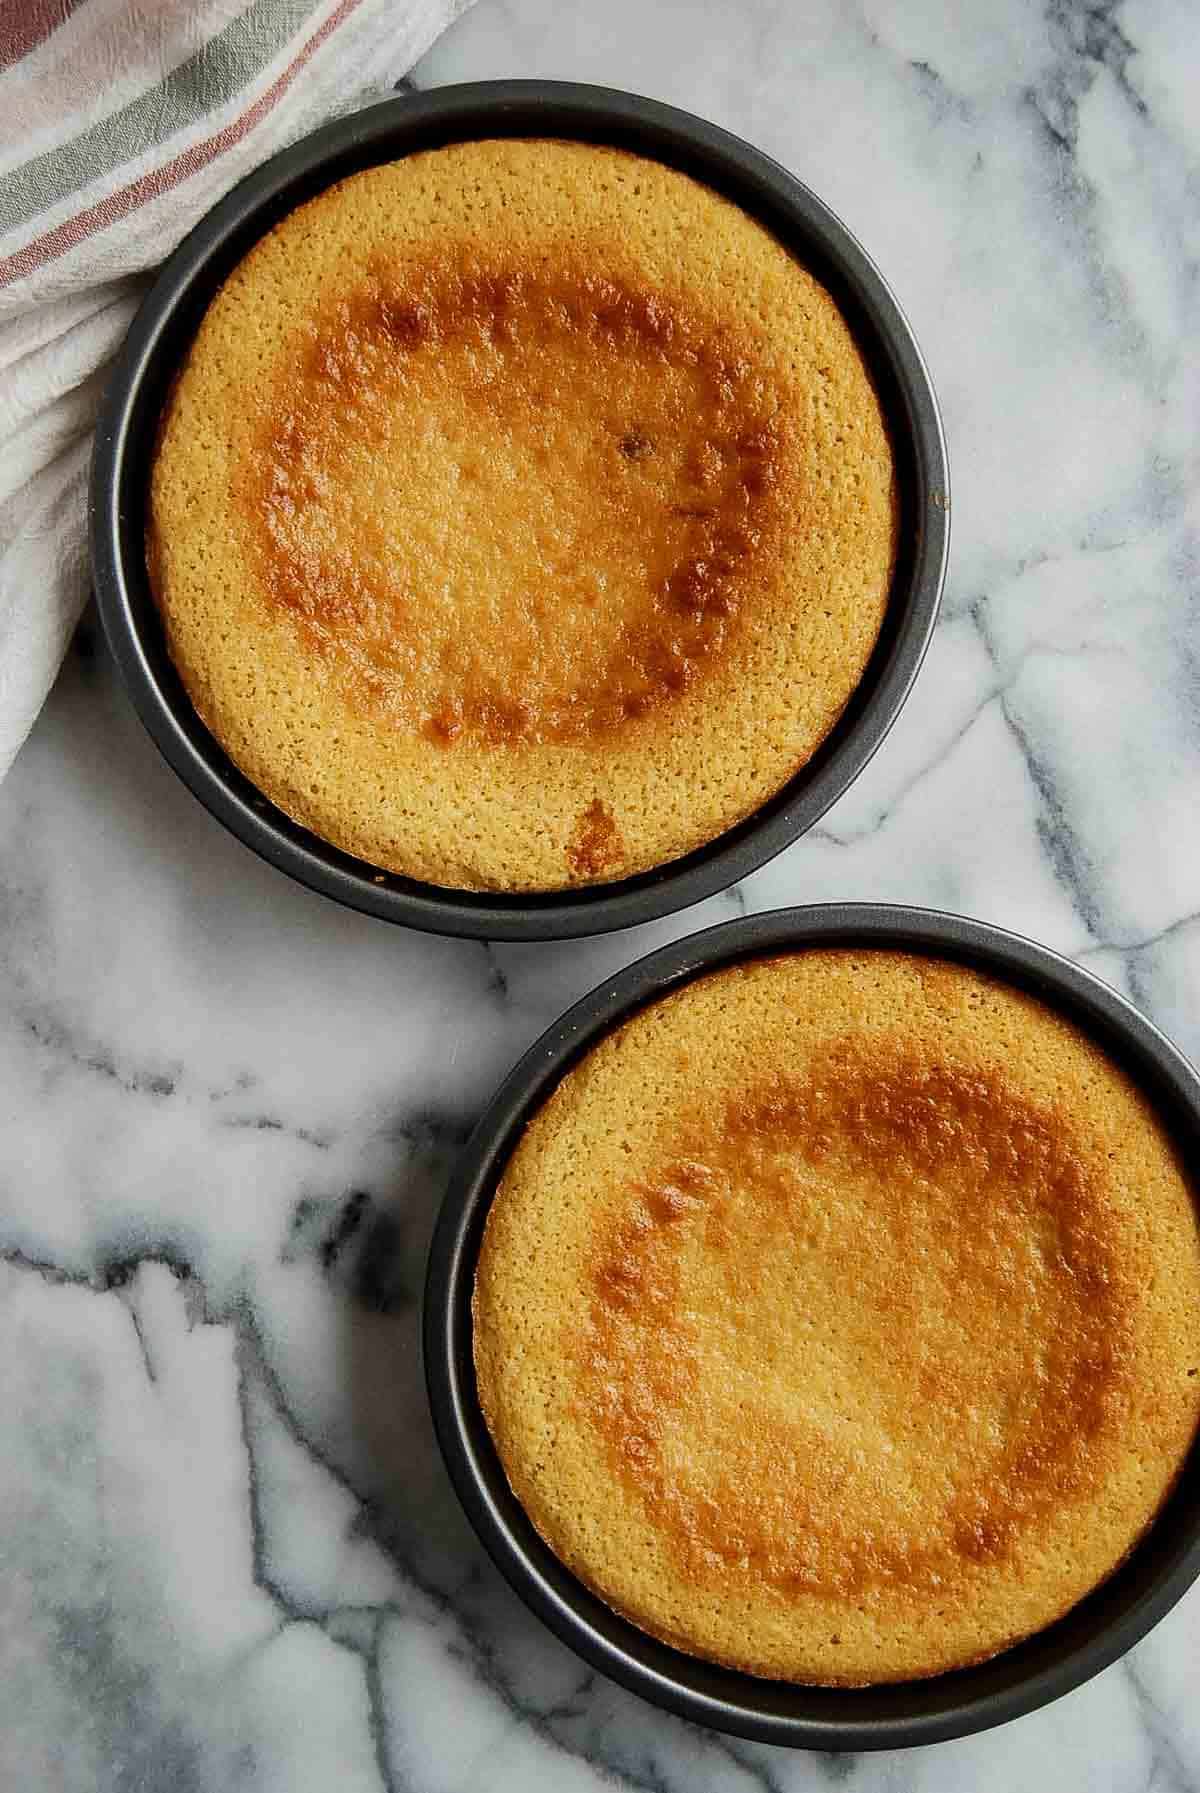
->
[[3, 0, 1199, 1786]]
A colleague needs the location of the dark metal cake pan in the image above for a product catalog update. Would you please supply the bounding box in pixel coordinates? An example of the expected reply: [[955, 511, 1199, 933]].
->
[[90, 81, 948, 941], [424, 903, 1200, 1748]]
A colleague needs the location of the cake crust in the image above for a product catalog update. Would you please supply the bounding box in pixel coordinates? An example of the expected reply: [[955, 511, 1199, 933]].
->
[[147, 139, 897, 891], [473, 951, 1200, 1684]]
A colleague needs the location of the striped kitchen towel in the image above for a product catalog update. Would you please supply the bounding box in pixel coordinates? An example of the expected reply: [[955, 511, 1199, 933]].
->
[[0, 0, 472, 785]]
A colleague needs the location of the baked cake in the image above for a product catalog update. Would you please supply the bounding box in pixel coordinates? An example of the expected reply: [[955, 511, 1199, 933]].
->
[[147, 139, 897, 890], [473, 950, 1200, 1683]]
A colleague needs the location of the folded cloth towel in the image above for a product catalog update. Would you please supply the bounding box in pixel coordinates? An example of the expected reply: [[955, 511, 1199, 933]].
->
[[0, 0, 471, 784]]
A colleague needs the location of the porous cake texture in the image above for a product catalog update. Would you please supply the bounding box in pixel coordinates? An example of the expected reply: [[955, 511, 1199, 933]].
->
[[148, 139, 897, 890], [474, 951, 1200, 1684]]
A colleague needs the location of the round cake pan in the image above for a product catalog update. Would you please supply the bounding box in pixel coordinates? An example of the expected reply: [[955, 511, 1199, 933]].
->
[[90, 81, 948, 942], [425, 903, 1200, 1748]]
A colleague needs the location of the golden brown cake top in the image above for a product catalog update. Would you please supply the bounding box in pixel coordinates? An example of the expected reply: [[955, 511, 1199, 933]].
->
[[245, 263, 787, 748], [473, 950, 1200, 1685], [148, 140, 897, 891]]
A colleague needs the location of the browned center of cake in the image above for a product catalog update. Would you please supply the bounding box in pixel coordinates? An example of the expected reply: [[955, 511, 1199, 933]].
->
[[239, 265, 785, 746], [577, 1049, 1130, 1600]]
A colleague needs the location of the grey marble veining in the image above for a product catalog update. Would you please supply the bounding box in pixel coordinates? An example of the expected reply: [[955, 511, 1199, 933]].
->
[[2, 1, 1199, 1788]]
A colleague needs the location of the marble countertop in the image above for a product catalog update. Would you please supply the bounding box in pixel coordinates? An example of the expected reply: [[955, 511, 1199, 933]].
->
[[4, 0, 1199, 1787]]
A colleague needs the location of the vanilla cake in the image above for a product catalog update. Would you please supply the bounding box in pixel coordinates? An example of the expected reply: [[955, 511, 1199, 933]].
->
[[473, 951, 1200, 1683], [147, 139, 897, 891]]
